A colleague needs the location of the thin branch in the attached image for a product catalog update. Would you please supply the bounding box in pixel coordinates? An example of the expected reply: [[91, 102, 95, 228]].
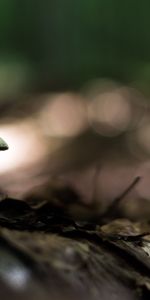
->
[[102, 176, 141, 220]]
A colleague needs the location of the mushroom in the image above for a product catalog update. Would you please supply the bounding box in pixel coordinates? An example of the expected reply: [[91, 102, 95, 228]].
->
[[0, 138, 8, 151]]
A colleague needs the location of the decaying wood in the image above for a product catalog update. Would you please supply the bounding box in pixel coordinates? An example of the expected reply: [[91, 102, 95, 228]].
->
[[0, 196, 150, 300]]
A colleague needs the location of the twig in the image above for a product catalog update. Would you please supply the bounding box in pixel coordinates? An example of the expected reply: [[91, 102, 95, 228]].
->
[[102, 176, 141, 220]]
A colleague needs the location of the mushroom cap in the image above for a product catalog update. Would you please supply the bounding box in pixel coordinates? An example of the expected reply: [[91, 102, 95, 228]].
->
[[0, 137, 8, 150]]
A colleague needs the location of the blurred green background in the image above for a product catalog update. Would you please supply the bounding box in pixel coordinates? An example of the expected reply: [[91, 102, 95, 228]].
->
[[1, 0, 150, 222], [1, 0, 150, 93]]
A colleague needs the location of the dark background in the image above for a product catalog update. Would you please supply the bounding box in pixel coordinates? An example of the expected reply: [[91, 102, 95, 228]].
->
[[1, 0, 150, 92]]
